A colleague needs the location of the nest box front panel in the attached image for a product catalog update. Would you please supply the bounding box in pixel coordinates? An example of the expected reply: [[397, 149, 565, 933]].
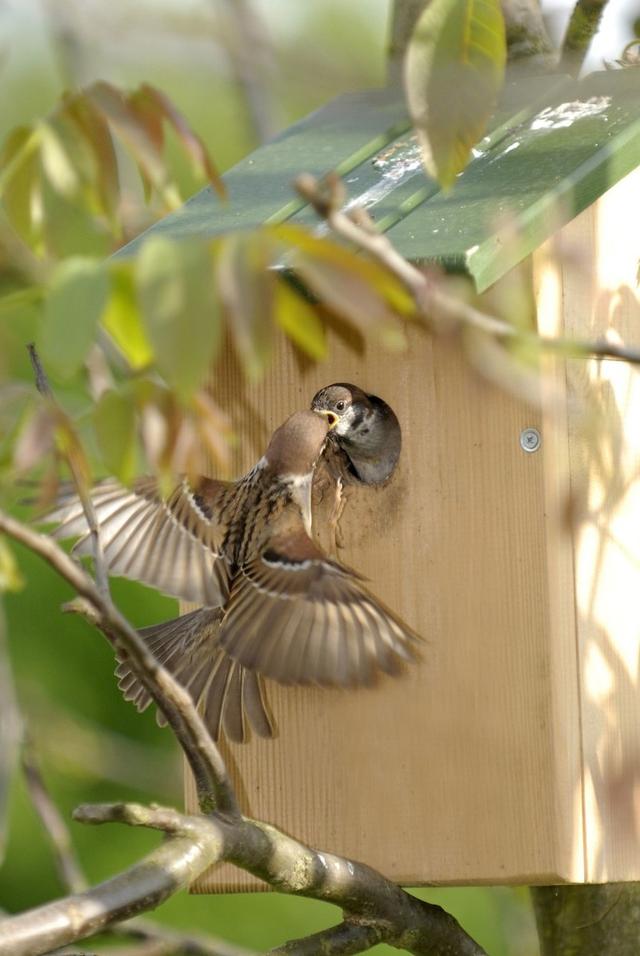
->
[[188, 318, 575, 890]]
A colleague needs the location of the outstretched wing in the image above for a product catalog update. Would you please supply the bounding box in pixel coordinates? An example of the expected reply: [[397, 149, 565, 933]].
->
[[218, 527, 420, 687], [43, 476, 232, 606]]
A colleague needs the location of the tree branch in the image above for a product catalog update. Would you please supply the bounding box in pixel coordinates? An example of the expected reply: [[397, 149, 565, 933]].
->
[[0, 784, 487, 956], [0, 807, 227, 956], [269, 921, 383, 954], [0, 510, 239, 819], [226, 819, 487, 955], [21, 739, 87, 895], [215, 0, 280, 143], [79, 804, 487, 956], [561, 0, 611, 73], [294, 172, 640, 369]]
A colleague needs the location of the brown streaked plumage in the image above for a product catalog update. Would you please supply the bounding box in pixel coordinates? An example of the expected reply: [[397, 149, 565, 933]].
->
[[45, 409, 419, 742]]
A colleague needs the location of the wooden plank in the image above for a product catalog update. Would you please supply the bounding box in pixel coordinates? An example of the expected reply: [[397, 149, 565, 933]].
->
[[533, 231, 586, 884], [188, 285, 579, 889], [557, 165, 640, 882]]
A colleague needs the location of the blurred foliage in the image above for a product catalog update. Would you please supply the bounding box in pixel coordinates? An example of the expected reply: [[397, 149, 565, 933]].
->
[[404, 0, 506, 189], [0, 2, 539, 954]]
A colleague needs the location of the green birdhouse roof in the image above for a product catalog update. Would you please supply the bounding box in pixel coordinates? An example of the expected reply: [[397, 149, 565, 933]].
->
[[121, 69, 640, 293]]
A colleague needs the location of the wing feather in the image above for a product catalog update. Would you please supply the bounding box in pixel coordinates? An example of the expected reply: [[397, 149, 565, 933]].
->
[[43, 476, 232, 606], [219, 527, 420, 686]]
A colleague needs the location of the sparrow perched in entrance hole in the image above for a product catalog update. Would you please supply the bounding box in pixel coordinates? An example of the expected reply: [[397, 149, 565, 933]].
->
[[45, 409, 419, 743], [311, 383, 401, 485]]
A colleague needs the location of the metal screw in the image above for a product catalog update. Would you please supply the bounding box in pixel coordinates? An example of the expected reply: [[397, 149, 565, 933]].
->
[[520, 427, 541, 453]]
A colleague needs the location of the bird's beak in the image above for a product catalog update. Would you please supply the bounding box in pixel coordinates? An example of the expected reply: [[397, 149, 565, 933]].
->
[[315, 409, 338, 430]]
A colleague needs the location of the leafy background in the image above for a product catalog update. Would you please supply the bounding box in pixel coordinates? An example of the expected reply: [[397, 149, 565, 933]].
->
[[2, 0, 632, 951]]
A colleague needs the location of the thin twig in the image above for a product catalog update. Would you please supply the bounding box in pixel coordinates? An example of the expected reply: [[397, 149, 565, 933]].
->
[[0, 510, 239, 819], [0, 605, 22, 862], [21, 738, 87, 894], [216, 0, 280, 142], [109, 919, 254, 956], [26, 344, 110, 600], [269, 921, 383, 955], [294, 173, 640, 368]]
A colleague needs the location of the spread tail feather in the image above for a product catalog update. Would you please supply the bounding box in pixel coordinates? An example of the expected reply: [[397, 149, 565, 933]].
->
[[115, 608, 274, 743]]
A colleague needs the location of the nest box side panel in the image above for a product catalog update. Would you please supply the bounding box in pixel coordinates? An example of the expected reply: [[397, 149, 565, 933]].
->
[[541, 165, 640, 883], [188, 314, 579, 890]]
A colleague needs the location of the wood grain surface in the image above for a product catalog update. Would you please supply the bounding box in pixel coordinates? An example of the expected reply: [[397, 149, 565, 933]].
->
[[186, 166, 640, 888]]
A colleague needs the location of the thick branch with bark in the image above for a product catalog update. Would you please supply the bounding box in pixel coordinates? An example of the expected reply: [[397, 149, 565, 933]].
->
[[532, 884, 640, 956], [0, 799, 487, 956], [0, 806, 227, 956]]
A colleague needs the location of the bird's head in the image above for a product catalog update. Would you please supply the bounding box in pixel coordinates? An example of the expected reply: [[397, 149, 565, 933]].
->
[[310, 383, 370, 439], [264, 409, 336, 477]]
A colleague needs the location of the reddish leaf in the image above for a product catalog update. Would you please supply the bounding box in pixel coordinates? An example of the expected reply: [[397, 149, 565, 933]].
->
[[127, 87, 165, 154], [135, 84, 226, 199], [62, 91, 120, 227], [12, 405, 56, 473], [87, 81, 179, 209]]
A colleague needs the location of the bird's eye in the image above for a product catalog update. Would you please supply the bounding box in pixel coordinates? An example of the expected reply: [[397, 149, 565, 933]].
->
[[336, 400, 346, 412]]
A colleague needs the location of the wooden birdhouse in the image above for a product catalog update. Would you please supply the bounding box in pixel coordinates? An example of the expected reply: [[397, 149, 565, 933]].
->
[[121, 69, 640, 888]]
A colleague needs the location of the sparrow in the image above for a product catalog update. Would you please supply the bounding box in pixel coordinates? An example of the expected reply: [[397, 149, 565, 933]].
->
[[45, 409, 419, 742], [310, 384, 401, 485]]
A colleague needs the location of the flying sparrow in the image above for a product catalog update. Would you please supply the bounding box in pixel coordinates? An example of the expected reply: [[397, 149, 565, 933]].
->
[[46, 409, 419, 742], [311, 383, 401, 485]]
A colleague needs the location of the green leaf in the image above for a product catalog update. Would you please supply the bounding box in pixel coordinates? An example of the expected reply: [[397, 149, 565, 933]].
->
[[273, 224, 412, 338], [40, 178, 111, 259], [272, 224, 415, 316], [38, 119, 80, 198], [216, 232, 274, 381], [136, 236, 221, 399], [405, 0, 506, 190], [102, 263, 153, 369], [93, 387, 138, 483], [0, 540, 24, 593], [0, 127, 39, 241], [40, 258, 110, 380], [275, 277, 327, 360]]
